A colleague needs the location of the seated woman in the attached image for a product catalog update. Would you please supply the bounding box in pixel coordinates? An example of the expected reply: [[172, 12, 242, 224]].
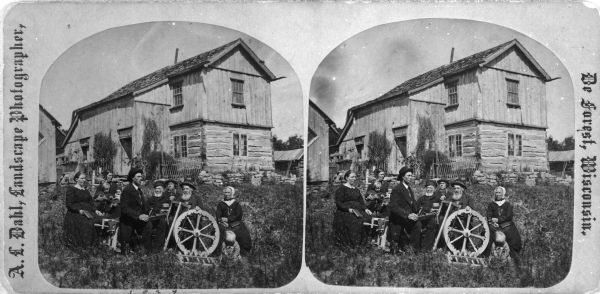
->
[[63, 171, 104, 247], [333, 170, 372, 247], [486, 186, 522, 263], [216, 186, 252, 256]]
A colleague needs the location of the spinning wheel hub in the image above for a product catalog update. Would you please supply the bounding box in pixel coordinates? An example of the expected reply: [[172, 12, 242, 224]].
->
[[442, 208, 490, 257]]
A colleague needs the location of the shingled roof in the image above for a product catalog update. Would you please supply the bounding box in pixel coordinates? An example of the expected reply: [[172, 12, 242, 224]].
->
[[348, 39, 550, 113], [73, 38, 276, 115], [337, 39, 553, 146]]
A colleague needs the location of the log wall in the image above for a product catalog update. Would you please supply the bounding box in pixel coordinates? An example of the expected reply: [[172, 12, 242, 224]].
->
[[478, 123, 548, 171], [203, 123, 273, 172]]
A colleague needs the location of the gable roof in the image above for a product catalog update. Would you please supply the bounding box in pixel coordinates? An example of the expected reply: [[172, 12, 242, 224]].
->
[[62, 38, 277, 147], [309, 100, 336, 128], [39, 105, 62, 128], [273, 148, 304, 162], [337, 39, 552, 145]]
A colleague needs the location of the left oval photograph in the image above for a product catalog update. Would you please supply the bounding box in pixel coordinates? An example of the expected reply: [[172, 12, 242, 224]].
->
[[38, 22, 303, 289]]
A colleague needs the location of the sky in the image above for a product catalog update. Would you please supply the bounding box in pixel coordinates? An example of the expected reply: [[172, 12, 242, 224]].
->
[[310, 19, 574, 141], [40, 22, 303, 139]]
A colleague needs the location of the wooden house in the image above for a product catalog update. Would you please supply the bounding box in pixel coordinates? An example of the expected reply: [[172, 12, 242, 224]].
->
[[336, 39, 553, 174], [62, 38, 278, 175], [308, 100, 339, 183], [273, 148, 303, 176], [39, 105, 65, 183]]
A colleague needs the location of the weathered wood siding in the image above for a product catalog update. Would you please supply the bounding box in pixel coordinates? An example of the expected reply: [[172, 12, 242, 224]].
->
[[65, 97, 135, 175], [478, 123, 548, 171], [478, 48, 547, 127], [203, 123, 273, 172], [408, 100, 446, 154], [308, 104, 329, 182], [339, 97, 409, 173], [39, 111, 57, 183], [166, 71, 205, 127], [202, 48, 272, 127], [133, 102, 170, 157], [443, 70, 480, 125]]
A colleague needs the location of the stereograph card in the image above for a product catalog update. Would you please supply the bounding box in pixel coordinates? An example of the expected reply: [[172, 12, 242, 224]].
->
[[2, 1, 600, 293]]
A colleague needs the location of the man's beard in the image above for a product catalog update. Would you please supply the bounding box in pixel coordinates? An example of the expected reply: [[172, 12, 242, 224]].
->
[[452, 192, 462, 200], [181, 193, 191, 201], [154, 193, 162, 198], [425, 192, 434, 197]]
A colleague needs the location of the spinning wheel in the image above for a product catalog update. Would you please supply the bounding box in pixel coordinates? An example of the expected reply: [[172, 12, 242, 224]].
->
[[172, 208, 220, 256], [443, 208, 490, 256]]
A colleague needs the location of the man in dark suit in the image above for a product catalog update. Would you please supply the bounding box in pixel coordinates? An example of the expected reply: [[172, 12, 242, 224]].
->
[[388, 166, 422, 253], [119, 168, 153, 252]]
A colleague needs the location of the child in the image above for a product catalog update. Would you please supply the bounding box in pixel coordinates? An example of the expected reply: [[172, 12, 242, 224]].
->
[[489, 231, 511, 268], [221, 230, 241, 263], [94, 181, 113, 214]]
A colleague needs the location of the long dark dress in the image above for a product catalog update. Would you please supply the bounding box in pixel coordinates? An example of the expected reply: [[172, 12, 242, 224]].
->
[[333, 185, 368, 246], [63, 186, 98, 247], [215, 200, 252, 255], [487, 201, 522, 258], [416, 193, 442, 250]]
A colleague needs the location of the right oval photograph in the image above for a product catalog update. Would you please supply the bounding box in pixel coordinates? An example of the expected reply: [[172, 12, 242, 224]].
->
[[306, 18, 574, 288]]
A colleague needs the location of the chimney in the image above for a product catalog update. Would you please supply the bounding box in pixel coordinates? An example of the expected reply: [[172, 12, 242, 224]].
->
[[450, 47, 455, 63], [174, 48, 179, 64]]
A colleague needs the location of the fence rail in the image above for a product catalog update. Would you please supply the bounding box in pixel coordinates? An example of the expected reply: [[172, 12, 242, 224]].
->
[[428, 157, 479, 180]]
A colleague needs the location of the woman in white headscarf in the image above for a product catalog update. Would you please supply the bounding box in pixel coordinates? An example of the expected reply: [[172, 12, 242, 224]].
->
[[216, 186, 252, 256], [486, 186, 522, 262]]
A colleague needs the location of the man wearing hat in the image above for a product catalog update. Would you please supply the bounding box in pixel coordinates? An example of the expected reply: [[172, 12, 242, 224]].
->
[[434, 179, 450, 201], [164, 179, 180, 202], [178, 182, 203, 210], [146, 180, 170, 251], [119, 168, 154, 252], [416, 180, 441, 250], [448, 181, 473, 209], [388, 166, 422, 253]]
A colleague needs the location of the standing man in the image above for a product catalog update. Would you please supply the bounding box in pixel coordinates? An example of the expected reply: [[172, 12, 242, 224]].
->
[[388, 166, 421, 253], [119, 168, 153, 252]]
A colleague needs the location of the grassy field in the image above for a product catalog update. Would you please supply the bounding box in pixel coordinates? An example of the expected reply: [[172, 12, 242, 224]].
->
[[38, 182, 302, 289], [306, 182, 573, 288]]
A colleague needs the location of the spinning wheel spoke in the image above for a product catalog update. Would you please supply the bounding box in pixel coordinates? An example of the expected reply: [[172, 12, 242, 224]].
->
[[199, 233, 216, 240], [465, 214, 472, 230], [448, 227, 463, 234], [198, 236, 209, 252], [187, 217, 196, 230], [468, 237, 479, 251], [199, 223, 213, 233], [449, 235, 463, 244], [471, 233, 486, 240], [461, 236, 467, 252], [192, 236, 198, 253], [180, 234, 194, 243], [179, 228, 194, 234], [195, 213, 201, 231], [469, 223, 482, 232], [456, 218, 466, 230]]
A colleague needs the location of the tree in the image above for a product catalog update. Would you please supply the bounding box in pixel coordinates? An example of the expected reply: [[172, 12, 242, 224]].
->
[[272, 134, 304, 151], [93, 132, 118, 171], [366, 131, 391, 172]]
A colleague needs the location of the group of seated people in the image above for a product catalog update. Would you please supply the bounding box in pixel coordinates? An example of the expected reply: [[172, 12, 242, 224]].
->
[[63, 168, 252, 259], [333, 167, 522, 264]]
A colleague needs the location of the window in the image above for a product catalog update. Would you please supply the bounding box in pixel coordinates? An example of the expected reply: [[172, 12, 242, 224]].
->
[[231, 79, 244, 106], [233, 133, 248, 156], [172, 81, 183, 107], [448, 134, 462, 157], [508, 133, 522, 156], [173, 135, 187, 158], [354, 136, 364, 159], [447, 82, 458, 106], [507, 79, 519, 105], [80, 138, 90, 161]]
